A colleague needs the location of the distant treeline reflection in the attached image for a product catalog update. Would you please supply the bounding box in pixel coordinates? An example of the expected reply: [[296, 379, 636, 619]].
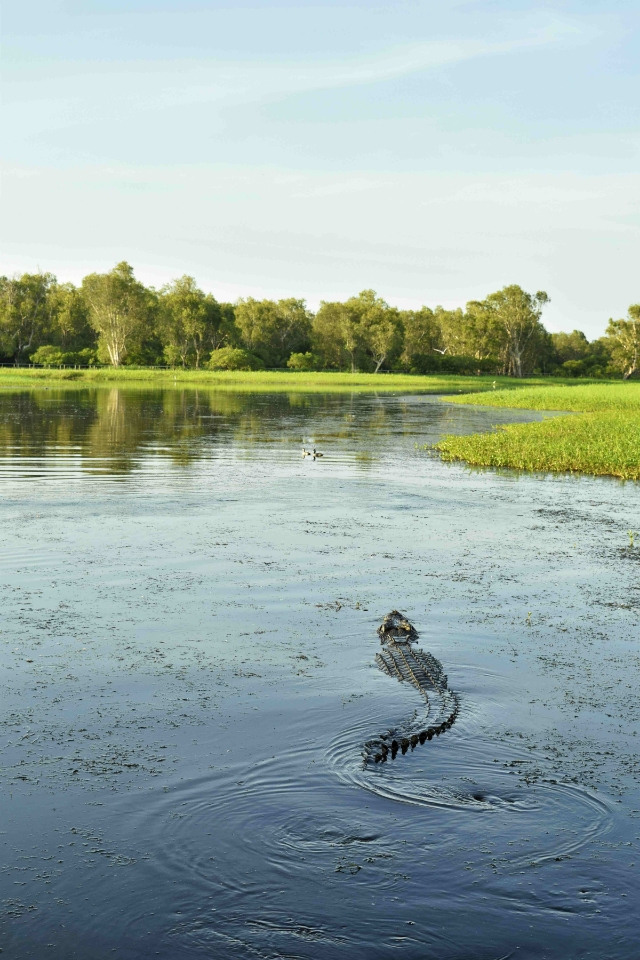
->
[[0, 388, 432, 474]]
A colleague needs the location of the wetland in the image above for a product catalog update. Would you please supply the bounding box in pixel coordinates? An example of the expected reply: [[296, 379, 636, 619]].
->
[[1, 386, 639, 959]]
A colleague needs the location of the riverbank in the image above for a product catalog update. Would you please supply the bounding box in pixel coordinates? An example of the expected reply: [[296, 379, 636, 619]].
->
[[0, 367, 532, 392], [0, 366, 589, 393], [436, 383, 640, 480]]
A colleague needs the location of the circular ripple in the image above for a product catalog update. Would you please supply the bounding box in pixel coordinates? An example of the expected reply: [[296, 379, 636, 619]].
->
[[324, 701, 613, 867]]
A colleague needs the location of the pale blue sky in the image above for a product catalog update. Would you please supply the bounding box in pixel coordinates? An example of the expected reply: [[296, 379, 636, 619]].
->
[[2, 1, 638, 337]]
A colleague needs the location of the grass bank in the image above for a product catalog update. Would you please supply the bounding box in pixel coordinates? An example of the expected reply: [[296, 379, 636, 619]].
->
[[0, 367, 550, 394], [436, 383, 640, 480]]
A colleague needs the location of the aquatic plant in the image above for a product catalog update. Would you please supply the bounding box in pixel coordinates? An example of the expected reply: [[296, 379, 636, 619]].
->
[[436, 383, 640, 480]]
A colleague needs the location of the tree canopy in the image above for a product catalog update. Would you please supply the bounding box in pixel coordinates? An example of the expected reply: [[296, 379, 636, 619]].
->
[[0, 262, 634, 379], [606, 306, 640, 380], [81, 262, 153, 367]]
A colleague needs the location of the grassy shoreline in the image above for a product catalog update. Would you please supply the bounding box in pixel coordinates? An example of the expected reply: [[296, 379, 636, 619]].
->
[[437, 383, 640, 480], [0, 367, 553, 393]]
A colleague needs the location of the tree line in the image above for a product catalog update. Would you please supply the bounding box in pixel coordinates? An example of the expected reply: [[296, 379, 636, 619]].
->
[[1, 261, 638, 378]]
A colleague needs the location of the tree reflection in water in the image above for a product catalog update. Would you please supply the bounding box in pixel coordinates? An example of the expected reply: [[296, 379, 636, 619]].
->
[[0, 387, 427, 477]]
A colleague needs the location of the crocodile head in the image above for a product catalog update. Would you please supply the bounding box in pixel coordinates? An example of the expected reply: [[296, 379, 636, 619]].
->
[[377, 610, 419, 645]]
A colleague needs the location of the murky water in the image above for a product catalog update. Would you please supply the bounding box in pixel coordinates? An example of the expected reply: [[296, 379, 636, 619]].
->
[[1, 387, 638, 960]]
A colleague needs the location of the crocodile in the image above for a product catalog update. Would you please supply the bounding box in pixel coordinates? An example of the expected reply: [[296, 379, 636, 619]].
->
[[364, 611, 459, 764]]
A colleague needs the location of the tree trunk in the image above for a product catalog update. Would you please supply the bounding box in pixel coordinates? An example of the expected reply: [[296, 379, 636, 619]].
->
[[509, 345, 523, 377]]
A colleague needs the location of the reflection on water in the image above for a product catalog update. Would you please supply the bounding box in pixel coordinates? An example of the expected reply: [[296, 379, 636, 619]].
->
[[0, 386, 547, 478], [0, 388, 638, 960]]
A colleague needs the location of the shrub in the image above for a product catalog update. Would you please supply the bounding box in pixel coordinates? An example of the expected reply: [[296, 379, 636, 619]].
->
[[286, 352, 319, 372], [30, 345, 99, 367], [206, 347, 265, 371], [74, 347, 99, 367], [404, 353, 500, 376], [30, 345, 66, 367]]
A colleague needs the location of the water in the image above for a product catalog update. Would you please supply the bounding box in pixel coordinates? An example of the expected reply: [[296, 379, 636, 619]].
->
[[0, 387, 638, 959]]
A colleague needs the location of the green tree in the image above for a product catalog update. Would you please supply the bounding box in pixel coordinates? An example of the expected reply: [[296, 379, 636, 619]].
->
[[270, 298, 313, 364], [234, 297, 311, 367], [587, 336, 615, 376], [399, 306, 440, 371], [215, 303, 239, 349], [551, 330, 590, 363], [49, 284, 93, 349], [81, 262, 152, 367], [0, 272, 57, 361], [476, 285, 550, 377], [434, 307, 471, 356], [606, 305, 640, 379], [462, 301, 503, 360], [312, 301, 351, 370], [313, 291, 400, 372], [349, 290, 402, 373], [160, 276, 218, 368], [313, 298, 367, 371]]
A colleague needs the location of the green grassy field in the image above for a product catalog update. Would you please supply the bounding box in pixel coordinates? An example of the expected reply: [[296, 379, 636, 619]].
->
[[437, 382, 640, 480], [0, 367, 547, 393]]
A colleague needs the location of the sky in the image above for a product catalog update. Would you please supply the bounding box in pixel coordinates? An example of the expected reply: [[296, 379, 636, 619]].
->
[[1, 1, 638, 338]]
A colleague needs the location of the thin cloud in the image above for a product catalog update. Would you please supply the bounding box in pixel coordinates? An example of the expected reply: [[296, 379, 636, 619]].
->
[[1, 13, 595, 127], [144, 15, 592, 110]]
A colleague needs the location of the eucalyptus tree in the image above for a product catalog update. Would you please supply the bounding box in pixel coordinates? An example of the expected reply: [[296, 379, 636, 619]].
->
[[478, 285, 550, 377], [160, 276, 223, 368], [81, 262, 152, 367], [313, 291, 400, 372], [462, 301, 503, 360], [211, 303, 239, 352], [348, 290, 402, 373], [0, 272, 57, 361], [606, 305, 640, 379], [434, 307, 469, 356]]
